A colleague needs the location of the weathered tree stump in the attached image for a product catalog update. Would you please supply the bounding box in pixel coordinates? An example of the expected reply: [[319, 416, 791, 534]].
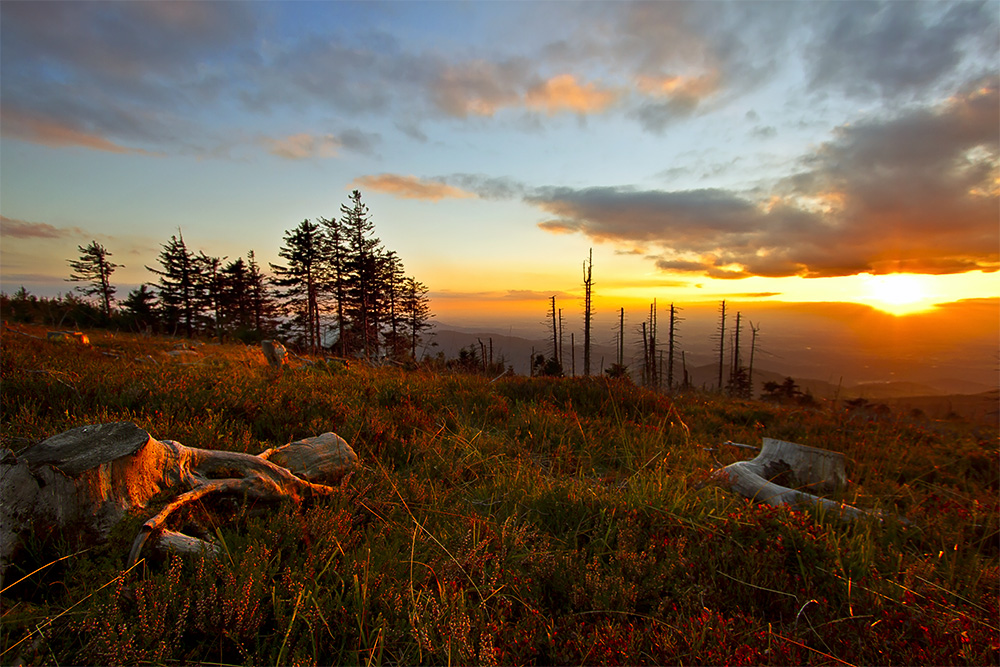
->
[[715, 438, 874, 521], [0, 422, 358, 583]]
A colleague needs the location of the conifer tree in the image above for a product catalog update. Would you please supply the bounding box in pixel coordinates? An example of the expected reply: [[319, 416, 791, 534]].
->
[[66, 240, 120, 318], [271, 220, 326, 352], [400, 277, 432, 360], [120, 284, 157, 333], [381, 250, 408, 359], [340, 190, 381, 358], [146, 233, 205, 338], [318, 215, 349, 356]]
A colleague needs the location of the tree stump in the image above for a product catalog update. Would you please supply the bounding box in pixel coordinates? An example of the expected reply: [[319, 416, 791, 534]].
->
[[715, 438, 874, 521], [0, 422, 358, 583]]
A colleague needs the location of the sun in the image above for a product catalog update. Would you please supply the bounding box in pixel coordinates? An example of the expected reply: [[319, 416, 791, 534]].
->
[[862, 273, 936, 316]]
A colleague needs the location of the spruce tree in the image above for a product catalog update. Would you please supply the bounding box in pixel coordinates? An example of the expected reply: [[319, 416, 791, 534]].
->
[[340, 190, 382, 358], [66, 240, 120, 318], [270, 220, 326, 352], [400, 277, 432, 360], [146, 233, 205, 338]]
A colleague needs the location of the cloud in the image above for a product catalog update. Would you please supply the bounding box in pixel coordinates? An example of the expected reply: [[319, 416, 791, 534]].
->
[[430, 59, 528, 117], [630, 72, 720, 131], [1, 216, 84, 239], [3, 0, 995, 158], [805, 1, 998, 99], [352, 174, 477, 201], [430, 288, 574, 301], [261, 127, 380, 160], [1, 2, 256, 153], [525, 75, 618, 115], [0, 107, 157, 155], [444, 174, 528, 200], [533, 77, 999, 279], [264, 133, 341, 160], [338, 128, 381, 156]]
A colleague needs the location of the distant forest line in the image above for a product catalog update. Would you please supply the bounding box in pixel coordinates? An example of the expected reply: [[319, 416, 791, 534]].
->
[[4, 190, 434, 363]]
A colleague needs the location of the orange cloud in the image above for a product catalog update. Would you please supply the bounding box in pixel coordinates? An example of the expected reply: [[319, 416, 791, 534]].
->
[[265, 133, 340, 160], [635, 72, 719, 100], [433, 65, 617, 117], [0, 107, 153, 155], [0, 215, 83, 239], [525, 75, 618, 114], [352, 174, 477, 201]]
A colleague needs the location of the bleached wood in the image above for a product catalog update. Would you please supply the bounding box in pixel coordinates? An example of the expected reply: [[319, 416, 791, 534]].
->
[[716, 438, 872, 521], [1, 422, 357, 582]]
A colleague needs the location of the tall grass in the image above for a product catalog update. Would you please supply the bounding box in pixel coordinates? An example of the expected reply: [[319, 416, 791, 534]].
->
[[2, 323, 997, 665]]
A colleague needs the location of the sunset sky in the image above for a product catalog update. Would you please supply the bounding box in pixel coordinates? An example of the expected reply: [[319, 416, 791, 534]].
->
[[1, 1, 998, 341]]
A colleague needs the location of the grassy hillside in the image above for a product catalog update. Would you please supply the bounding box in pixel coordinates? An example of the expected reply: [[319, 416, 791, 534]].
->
[[1, 324, 997, 665]]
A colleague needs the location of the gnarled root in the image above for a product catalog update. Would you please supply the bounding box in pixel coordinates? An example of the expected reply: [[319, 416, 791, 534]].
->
[[714, 438, 877, 522], [1, 423, 358, 581]]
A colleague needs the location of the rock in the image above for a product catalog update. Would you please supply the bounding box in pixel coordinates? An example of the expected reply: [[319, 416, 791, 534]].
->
[[46, 331, 90, 345], [165, 349, 200, 358], [261, 340, 287, 368], [261, 433, 358, 485]]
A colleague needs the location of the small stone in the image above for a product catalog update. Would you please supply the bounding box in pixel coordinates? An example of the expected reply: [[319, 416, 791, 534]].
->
[[262, 340, 287, 368]]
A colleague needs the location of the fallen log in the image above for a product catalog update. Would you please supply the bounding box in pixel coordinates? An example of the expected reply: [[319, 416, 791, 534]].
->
[[0, 422, 358, 584], [714, 437, 876, 521]]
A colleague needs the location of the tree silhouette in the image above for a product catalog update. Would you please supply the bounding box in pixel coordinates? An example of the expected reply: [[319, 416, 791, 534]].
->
[[270, 220, 326, 352], [400, 277, 433, 361], [67, 240, 120, 318], [146, 233, 205, 338], [120, 284, 157, 333], [340, 190, 382, 358]]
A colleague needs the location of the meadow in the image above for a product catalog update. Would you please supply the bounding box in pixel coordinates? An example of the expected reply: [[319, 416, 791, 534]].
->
[[1, 323, 997, 666]]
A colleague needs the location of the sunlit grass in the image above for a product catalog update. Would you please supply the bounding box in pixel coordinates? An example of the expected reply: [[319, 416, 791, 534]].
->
[[1, 323, 997, 665]]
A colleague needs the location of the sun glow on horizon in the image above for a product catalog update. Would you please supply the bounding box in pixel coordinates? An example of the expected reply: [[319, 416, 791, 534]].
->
[[857, 273, 939, 316]]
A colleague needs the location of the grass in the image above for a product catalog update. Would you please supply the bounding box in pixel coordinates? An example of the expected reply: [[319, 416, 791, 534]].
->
[[1, 322, 997, 665]]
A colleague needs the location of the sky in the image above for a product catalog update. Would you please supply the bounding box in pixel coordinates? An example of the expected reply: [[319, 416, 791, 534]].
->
[[1, 1, 998, 355]]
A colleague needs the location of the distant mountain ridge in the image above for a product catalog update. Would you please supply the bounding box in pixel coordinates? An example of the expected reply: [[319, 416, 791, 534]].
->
[[427, 326, 996, 399]]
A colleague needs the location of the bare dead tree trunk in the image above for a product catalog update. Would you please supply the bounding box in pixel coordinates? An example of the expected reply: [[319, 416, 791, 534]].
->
[[748, 321, 760, 397], [1, 422, 358, 582], [617, 307, 625, 367], [582, 249, 593, 376], [549, 296, 558, 365], [558, 308, 563, 368], [716, 300, 726, 391], [667, 303, 681, 391]]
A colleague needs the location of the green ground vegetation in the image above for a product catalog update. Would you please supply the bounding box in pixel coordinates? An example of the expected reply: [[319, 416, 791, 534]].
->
[[1, 324, 997, 665]]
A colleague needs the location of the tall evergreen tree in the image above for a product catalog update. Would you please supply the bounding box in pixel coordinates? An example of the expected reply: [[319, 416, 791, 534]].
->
[[198, 252, 225, 336], [216, 253, 276, 339], [146, 233, 205, 337], [66, 240, 120, 317], [271, 220, 326, 352], [340, 190, 382, 358], [400, 277, 432, 360], [120, 284, 157, 333], [318, 215, 349, 356], [245, 250, 276, 335], [381, 250, 408, 359], [217, 257, 251, 333]]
